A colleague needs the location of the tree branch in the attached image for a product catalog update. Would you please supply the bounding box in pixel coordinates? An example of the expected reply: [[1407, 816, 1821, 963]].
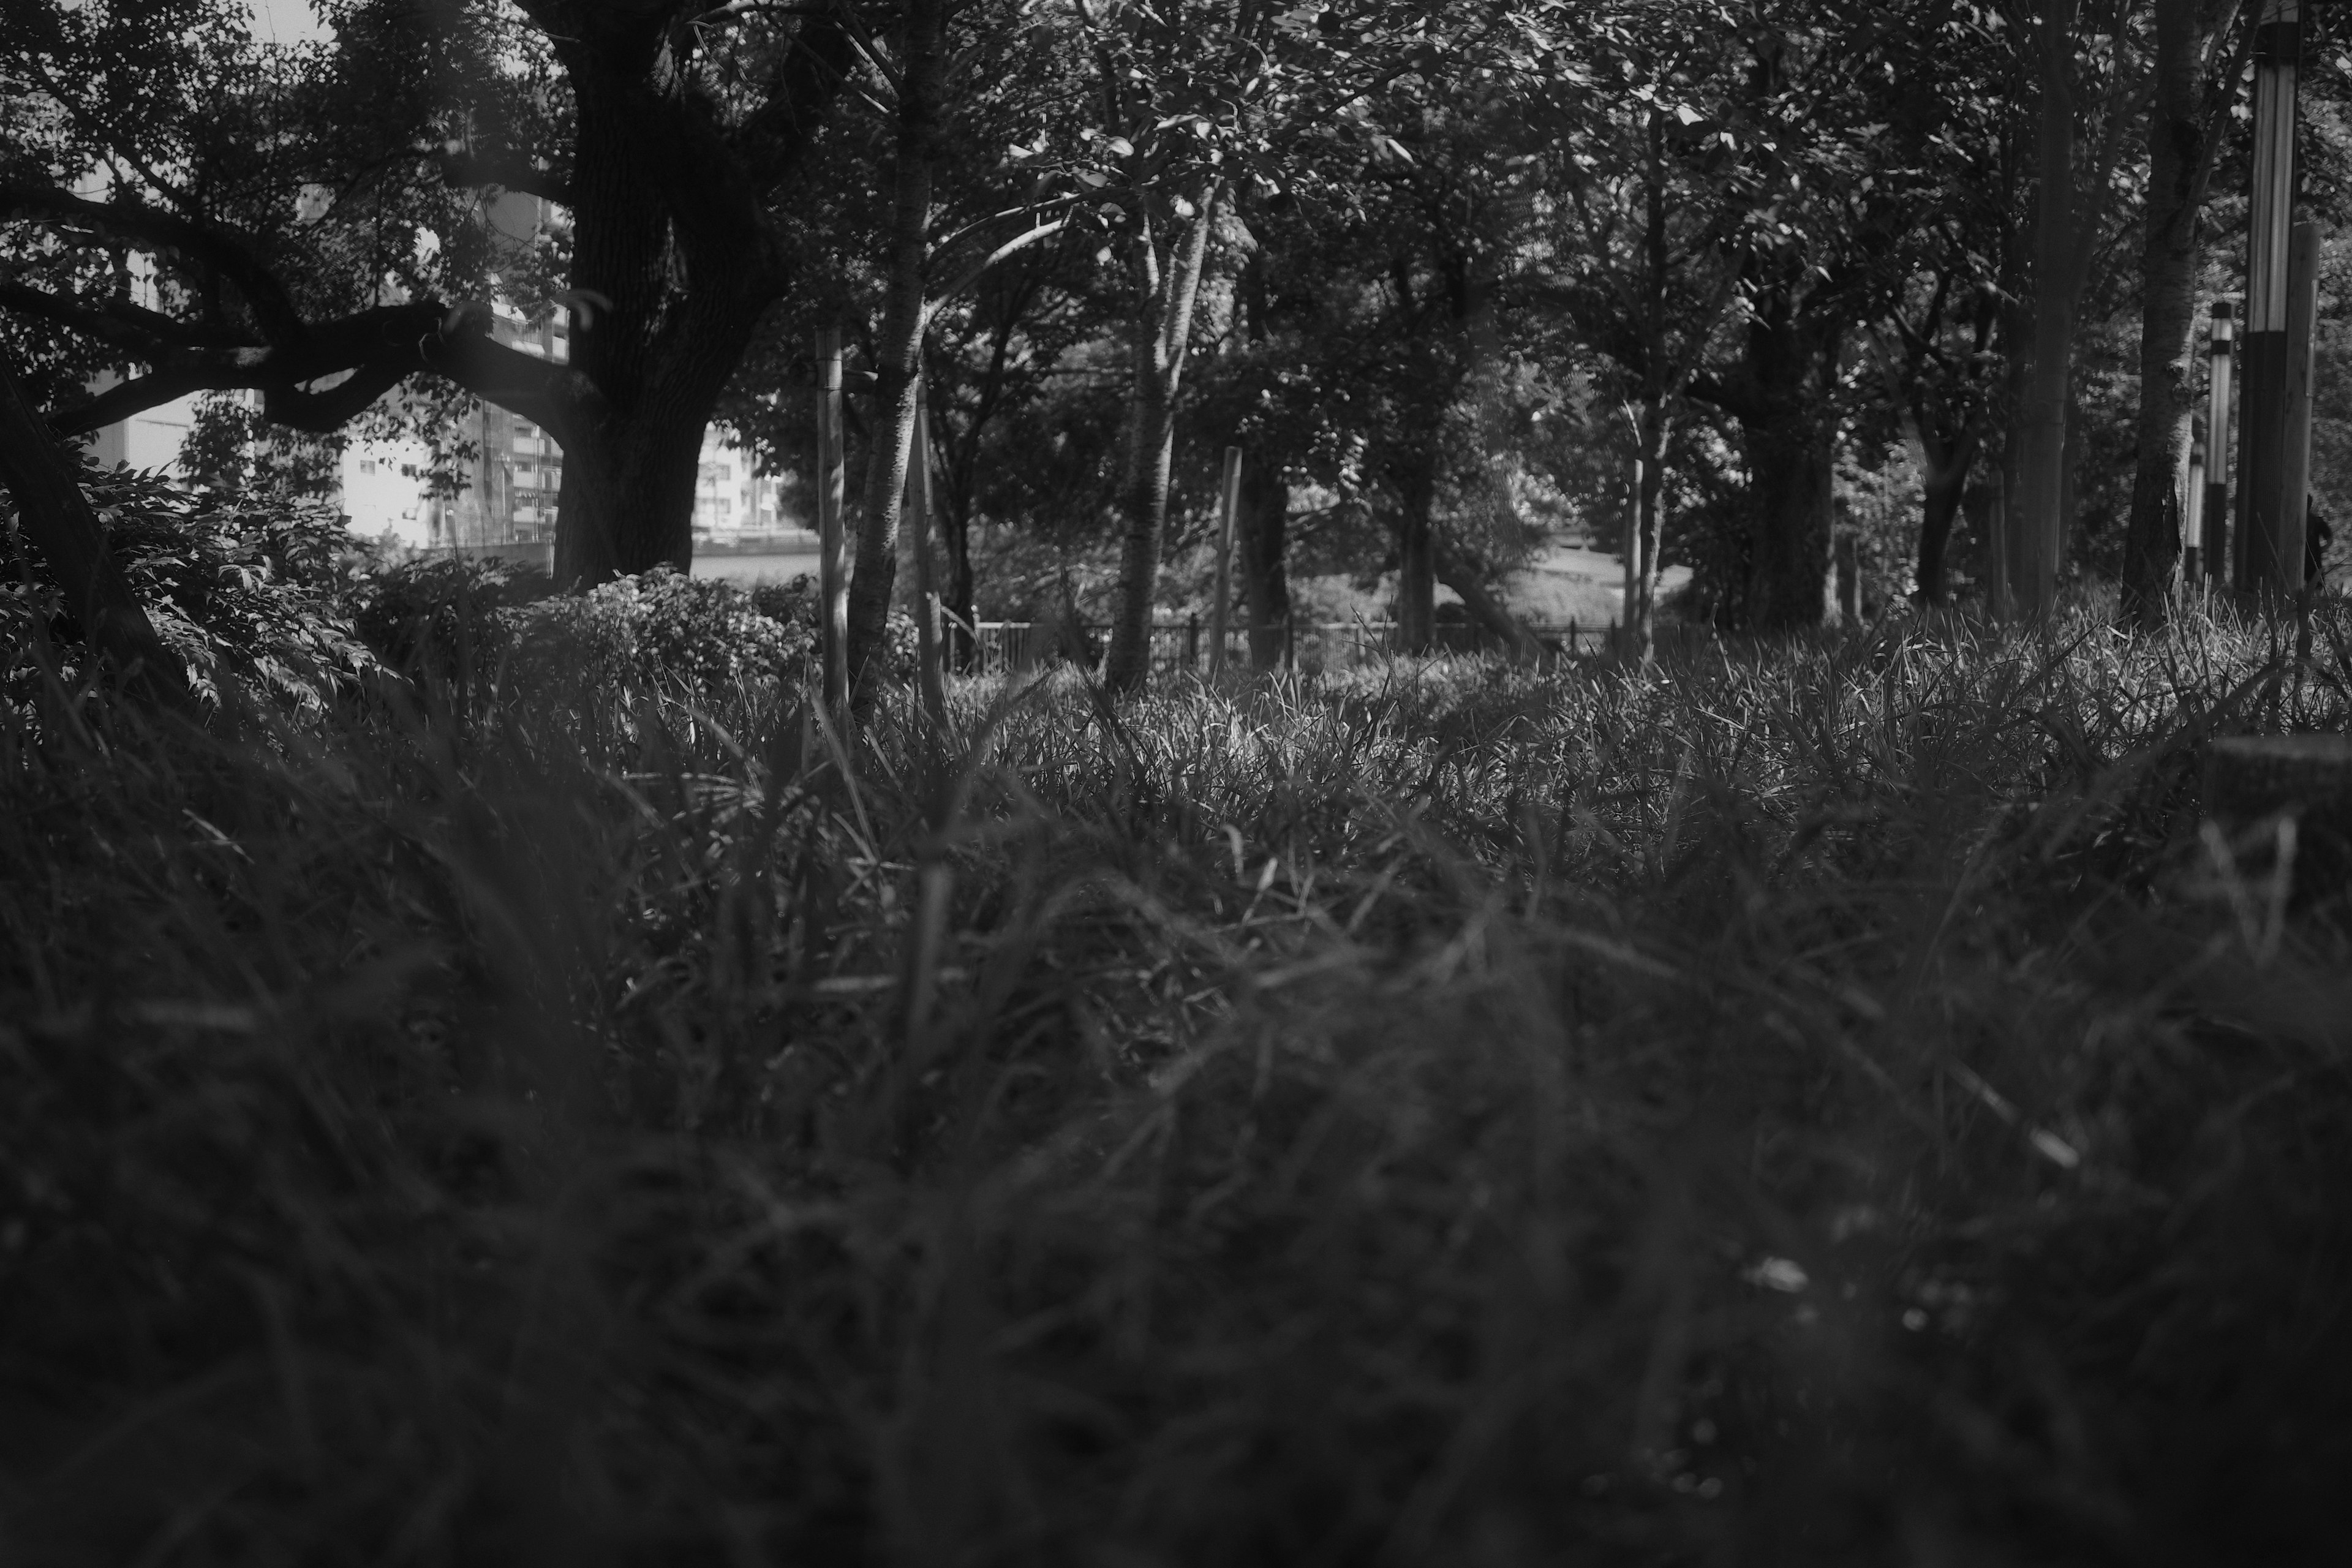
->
[[424, 142, 575, 205], [39, 300, 576, 438], [0, 281, 252, 357], [731, 5, 860, 196], [0, 183, 307, 343], [919, 218, 1068, 331]]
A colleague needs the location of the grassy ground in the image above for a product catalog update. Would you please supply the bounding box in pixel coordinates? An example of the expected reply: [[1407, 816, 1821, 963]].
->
[[4, 605, 2350, 1566]]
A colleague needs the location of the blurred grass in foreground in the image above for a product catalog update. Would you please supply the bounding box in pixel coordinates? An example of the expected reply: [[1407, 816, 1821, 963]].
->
[[4, 603, 2350, 1567]]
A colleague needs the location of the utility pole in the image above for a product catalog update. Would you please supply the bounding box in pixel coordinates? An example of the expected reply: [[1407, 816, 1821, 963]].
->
[[2234, 0, 2303, 593]]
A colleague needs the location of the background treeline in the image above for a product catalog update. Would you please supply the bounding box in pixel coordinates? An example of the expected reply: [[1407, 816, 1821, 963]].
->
[[7, 0, 2352, 678]]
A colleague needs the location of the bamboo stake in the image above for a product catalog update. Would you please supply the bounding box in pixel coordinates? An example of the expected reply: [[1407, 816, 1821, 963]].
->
[[1208, 445, 1242, 678], [2278, 221, 2321, 589], [817, 326, 849, 716]]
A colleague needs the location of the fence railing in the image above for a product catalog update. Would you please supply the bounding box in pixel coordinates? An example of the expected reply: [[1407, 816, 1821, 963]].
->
[[963, 617, 1616, 677]]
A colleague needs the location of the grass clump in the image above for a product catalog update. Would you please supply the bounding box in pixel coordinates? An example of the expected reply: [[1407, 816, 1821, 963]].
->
[[2, 601, 2349, 1566]]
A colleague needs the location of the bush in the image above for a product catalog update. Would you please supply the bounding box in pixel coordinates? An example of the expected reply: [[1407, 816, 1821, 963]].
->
[[347, 553, 555, 679], [507, 567, 816, 697], [748, 573, 921, 685], [2, 462, 377, 712]]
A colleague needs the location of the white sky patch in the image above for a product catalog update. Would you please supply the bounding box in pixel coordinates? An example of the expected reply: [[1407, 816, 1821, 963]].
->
[[246, 0, 328, 45]]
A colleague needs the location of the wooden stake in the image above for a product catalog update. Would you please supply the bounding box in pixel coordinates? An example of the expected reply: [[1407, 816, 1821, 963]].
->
[[909, 374, 946, 728], [1622, 456, 1643, 652], [817, 326, 849, 716], [1208, 445, 1241, 678]]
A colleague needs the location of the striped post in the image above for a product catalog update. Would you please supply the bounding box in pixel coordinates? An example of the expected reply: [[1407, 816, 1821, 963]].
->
[[816, 326, 850, 715], [2203, 300, 2236, 583], [909, 373, 946, 728], [2235, 0, 2302, 593]]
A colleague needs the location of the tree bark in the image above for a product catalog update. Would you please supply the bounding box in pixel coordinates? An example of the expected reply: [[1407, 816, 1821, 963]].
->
[[2120, 0, 2214, 627], [543, 11, 853, 587], [1395, 451, 1437, 652], [1916, 427, 1978, 605], [1629, 404, 1670, 661], [0, 352, 194, 710], [1434, 539, 1543, 662], [1732, 301, 1840, 631], [1104, 181, 1222, 693], [846, 0, 947, 703], [1235, 444, 1291, 671]]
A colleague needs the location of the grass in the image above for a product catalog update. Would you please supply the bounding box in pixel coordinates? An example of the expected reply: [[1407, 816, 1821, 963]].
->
[[4, 601, 2350, 1566]]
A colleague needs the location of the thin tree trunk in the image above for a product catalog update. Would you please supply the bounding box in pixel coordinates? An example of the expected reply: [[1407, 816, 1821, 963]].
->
[[1104, 181, 1222, 692], [2121, 0, 2213, 626], [1630, 402, 1670, 661], [1235, 445, 1291, 671], [1395, 453, 1437, 652], [847, 0, 946, 703], [1917, 426, 1978, 605], [0, 352, 193, 710]]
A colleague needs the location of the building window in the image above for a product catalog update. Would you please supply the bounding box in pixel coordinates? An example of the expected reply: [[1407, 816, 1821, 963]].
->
[[359, 459, 376, 475]]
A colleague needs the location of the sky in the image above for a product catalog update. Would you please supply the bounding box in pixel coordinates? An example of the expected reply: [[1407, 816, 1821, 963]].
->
[[245, 0, 328, 46]]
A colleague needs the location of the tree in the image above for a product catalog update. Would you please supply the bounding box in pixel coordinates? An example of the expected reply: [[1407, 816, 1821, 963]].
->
[[0, 348, 191, 709], [2119, 0, 2248, 625], [1, 0, 856, 589]]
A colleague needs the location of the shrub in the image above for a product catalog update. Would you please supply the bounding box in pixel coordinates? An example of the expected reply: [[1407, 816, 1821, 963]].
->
[[508, 566, 817, 697], [347, 553, 555, 679], [2, 462, 377, 712], [746, 571, 920, 684]]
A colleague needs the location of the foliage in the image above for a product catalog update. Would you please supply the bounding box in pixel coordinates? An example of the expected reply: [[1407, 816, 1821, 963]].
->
[[6, 616, 2352, 1561], [345, 551, 556, 679], [502, 567, 814, 698], [2, 461, 377, 712]]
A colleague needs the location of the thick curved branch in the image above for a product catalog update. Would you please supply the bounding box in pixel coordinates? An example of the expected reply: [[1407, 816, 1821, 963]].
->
[[0, 183, 307, 344], [40, 300, 577, 439], [262, 363, 413, 432], [426, 143, 575, 206], [0, 281, 251, 356]]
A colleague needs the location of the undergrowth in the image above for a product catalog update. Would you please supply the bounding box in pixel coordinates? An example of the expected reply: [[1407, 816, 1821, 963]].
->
[[2, 603, 2349, 1567]]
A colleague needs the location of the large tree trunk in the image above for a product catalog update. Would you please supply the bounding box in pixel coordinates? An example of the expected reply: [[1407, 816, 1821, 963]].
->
[[1104, 183, 1221, 693], [2120, 0, 2214, 627], [846, 0, 946, 702], [1733, 301, 1839, 631], [1235, 445, 1291, 671], [0, 352, 192, 710], [540, 15, 851, 589], [2012, 0, 2084, 619], [1434, 539, 1542, 661]]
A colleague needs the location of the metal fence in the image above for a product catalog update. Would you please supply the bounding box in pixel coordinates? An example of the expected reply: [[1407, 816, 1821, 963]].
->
[[965, 617, 1616, 677]]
